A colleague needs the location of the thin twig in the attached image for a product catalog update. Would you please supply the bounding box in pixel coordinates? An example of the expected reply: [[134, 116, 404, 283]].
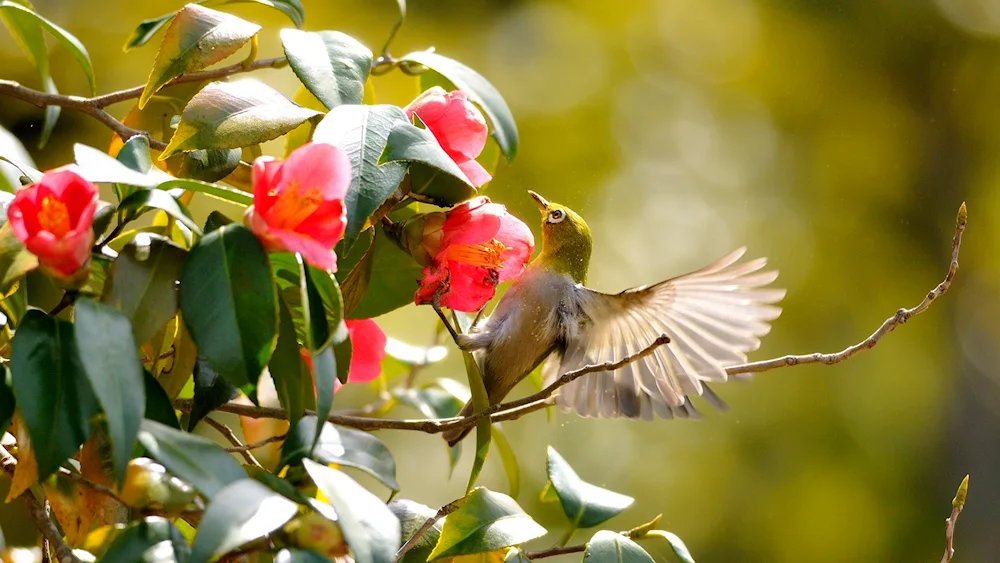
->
[[394, 501, 459, 563], [0, 446, 82, 563], [941, 475, 969, 563], [223, 432, 287, 454], [522, 516, 662, 559], [202, 416, 263, 469], [56, 468, 127, 506]]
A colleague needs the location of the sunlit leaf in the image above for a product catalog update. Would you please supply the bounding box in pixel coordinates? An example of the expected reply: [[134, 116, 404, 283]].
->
[[118, 188, 203, 235], [139, 4, 260, 108], [282, 29, 372, 109], [158, 177, 252, 207], [390, 499, 441, 563], [216, 0, 304, 27], [74, 143, 167, 188], [168, 148, 242, 183], [0, 0, 95, 94], [137, 419, 245, 498], [546, 446, 633, 529], [280, 416, 399, 491], [0, 222, 37, 294], [190, 478, 298, 563], [401, 50, 517, 159], [161, 80, 321, 159], [429, 487, 546, 560], [101, 516, 190, 562], [462, 349, 490, 494], [381, 120, 475, 198], [492, 426, 519, 499], [584, 531, 654, 563]]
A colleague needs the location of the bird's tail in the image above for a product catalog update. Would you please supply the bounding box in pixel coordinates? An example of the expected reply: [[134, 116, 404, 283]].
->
[[443, 401, 474, 446]]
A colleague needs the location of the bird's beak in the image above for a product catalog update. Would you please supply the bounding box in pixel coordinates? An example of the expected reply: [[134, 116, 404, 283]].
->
[[528, 190, 549, 212]]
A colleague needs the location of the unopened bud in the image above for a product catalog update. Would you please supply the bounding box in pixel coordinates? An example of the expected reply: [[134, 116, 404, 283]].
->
[[284, 511, 348, 558]]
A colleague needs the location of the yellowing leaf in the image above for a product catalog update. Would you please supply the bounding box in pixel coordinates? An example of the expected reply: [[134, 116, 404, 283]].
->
[[43, 475, 89, 546], [139, 4, 260, 109], [79, 432, 126, 532], [6, 413, 37, 502]]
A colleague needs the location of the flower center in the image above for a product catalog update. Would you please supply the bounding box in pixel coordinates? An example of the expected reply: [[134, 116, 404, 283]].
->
[[267, 180, 324, 228], [37, 195, 71, 237], [439, 239, 507, 269]]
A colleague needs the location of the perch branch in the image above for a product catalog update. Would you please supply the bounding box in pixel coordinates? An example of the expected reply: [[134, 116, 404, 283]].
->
[[394, 501, 460, 563], [202, 416, 263, 469], [0, 446, 82, 563], [941, 475, 969, 563], [223, 432, 287, 454]]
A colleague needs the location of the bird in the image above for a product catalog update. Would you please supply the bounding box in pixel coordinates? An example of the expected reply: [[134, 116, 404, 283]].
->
[[442, 191, 785, 445]]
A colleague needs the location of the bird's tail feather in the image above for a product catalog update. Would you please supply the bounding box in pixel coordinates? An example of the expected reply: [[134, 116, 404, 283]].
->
[[443, 401, 474, 446]]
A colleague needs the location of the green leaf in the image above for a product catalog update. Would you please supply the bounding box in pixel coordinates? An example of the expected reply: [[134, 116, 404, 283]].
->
[[123, 11, 174, 51], [101, 516, 191, 563], [179, 224, 278, 392], [0, 221, 37, 294], [381, 121, 474, 190], [188, 357, 239, 430], [161, 80, 321, 159], [280, 416, 398, 491], [312, 105, 408, 247], [302, 459, 401, 563], [139, 4, 260, 109], [644, 530, 696, 563], [462, 349, 491, 494], [73, 298, 145, 482], [158, 178, 253, 207], [101, 233, 186, 345], [0, 0, 95, 94], [190, 478, 298, 563], [216, 0, 304, 27], [492, 426, 519, 499], [75, 143, 167, 188], [389, 499, 441, 563], [546, 446, 633, 529], [408, 163, 478, 207], [144, 370, 181, 430], [10, 310, 98, 480], [281, 29, 372, 109], [348, 222, 421, 319], [429, 487, 546, 560], [400, 50, 517, 159], [118, 188, 203, 236], [270, 297, 312, 429], [584, 531, 654, 563], [205, 210, 234, 233], [115, 136, 164, 202], [337, 227, 374, 317], [137, 419, 245, 498], [392, 382, 464, 419], [126, 0, 303, 51], [168, 148, 242, 183]]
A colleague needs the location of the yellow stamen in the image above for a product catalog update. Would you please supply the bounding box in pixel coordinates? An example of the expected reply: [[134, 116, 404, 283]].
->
[[267, 180, 325, 228], [38, 196, 71, 237], [439, 239, 508, 269]]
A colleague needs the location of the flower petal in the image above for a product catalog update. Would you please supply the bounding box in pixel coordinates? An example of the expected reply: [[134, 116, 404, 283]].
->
[[457, 158, 492, 188], [440, 197, 501, 247], [345, 319, 387, 384]]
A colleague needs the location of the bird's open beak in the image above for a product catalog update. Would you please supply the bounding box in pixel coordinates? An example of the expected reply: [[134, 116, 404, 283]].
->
[[528, 190, 549, 212]]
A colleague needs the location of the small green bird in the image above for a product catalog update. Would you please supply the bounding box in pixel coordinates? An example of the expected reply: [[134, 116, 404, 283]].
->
[[443, 191, 784, 445]]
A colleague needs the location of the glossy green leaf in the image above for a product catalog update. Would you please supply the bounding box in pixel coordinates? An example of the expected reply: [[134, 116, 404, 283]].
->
[[644, 530, 696, 563], [381, 121, 474, 188], [280, 416, 398, 491], [118, 188, 203, 236], [101, 233, 186, 345], [188, 357, 239, 430], [348, 222, 422, 319], [303, 459, 401, 563], [73, 299, 145, 482], [281, 29, 372, 109], [0, 222, 37, 294], [215, 0, 304, 27], [10, 311, 98, 479], [115, 136, 163, 202], [137, 419, 245, 498], [101, 516, 191, 563], [91, 202, 114, 240], [429, 487, 546, 560], [492, 426, 519, 499], [392, 382, 464, 419], [547, 446, 633, 529], [584, 531, 654, 563], [190, 478, 298, 563], [0, 0, 95, 94], [161, 80, 321, 159], [408, 163, 478, 207], [205, 210, 234, 233], [179, 224, 277, 392], [139, 4, 260, 108], [270, 297, 312, 429], [125, 0, 303, 51], [312, 104, 408, 247], [401, 50, 517, 159], [389, 499, 441, 563], [463, 349, 491, 494], [168, 148, 242, 183], [123, 11, 174, 51], [144, 370, 181, 430], [297, 260, 340, 442], [75, 143, 167, 188], [337, 227, 373, 317], [158, 178, 253, 207]]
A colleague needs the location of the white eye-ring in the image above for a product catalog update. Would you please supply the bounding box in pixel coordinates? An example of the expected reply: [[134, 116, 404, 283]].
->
[[547, 209, 566, 224]]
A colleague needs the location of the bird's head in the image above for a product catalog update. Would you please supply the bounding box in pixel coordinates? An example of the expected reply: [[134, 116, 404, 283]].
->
[[528, 191, 593, 283]]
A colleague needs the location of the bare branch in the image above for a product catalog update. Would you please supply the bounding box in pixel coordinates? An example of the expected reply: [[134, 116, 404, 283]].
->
[[941, 474, 969, 563], [224, 432, 287, 454], [0, 446, 82, 563], [56, 468, 127, 506], [202, 416, 263, 469], [394, 501, 460, 563]]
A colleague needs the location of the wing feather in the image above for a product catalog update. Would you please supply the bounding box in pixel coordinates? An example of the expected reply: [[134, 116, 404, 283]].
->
[[547, 248, 784, 420]]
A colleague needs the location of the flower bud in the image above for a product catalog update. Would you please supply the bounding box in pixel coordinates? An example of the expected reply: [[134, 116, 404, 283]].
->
[[283, 511, 348, 558]]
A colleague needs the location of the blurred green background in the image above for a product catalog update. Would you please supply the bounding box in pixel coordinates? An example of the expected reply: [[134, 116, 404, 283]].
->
[[1, 0, 997, 561]]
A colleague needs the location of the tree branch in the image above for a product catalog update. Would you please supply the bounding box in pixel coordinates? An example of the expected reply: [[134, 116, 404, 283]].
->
[[0, 446, 81, 563], [394, 501, 459, 563], [941, 474, 969, 563], [202, 416, 263, 469], [177, 203, 967, 436]]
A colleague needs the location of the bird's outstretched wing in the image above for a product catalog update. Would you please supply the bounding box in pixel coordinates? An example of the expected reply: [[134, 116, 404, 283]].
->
[[544, 247, 784, 420]]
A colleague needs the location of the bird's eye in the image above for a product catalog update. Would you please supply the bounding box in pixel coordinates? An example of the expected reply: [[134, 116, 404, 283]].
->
[[548, 209, 566, 224]]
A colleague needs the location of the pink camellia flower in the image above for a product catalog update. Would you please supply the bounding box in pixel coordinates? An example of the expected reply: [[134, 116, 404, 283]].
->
[[300, 319, 387, 393], [244, 143, 350, 271], [412, 196, 534, 312], [404, 86, 492, 188], [7, 167, 98, 281]]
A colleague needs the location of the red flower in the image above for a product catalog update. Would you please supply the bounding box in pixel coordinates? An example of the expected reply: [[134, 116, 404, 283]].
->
[[405, 86, 492, 188], [245, 143, 350, 271], [7, 167, 98, 280], [413, 196, 534, 312], [300, 319, 386, 392]]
